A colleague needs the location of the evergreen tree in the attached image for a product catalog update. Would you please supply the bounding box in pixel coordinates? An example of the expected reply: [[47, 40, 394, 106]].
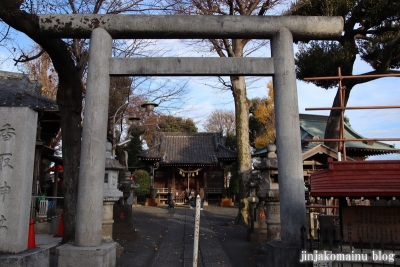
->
[[158, 115, 198, 133], [127, 130, 144, 170], [287, 0, 400, 150]]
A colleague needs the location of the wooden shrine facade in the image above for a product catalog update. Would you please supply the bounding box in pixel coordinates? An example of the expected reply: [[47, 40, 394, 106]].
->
[[138, 132, 237, 203]]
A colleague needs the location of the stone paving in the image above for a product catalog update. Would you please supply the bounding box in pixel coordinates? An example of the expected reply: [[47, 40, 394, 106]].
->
[[39, 205, 266, 267], [116, 205, 267, 267], [151, 208, 231, 267]]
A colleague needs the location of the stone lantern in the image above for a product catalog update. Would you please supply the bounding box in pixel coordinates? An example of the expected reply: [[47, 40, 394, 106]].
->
[[253, 143, 281, 242], [103, 141, 125, 242], [246, 173, 267, 243], [112, 168, 140, 242], [118, 170, 140, 206]]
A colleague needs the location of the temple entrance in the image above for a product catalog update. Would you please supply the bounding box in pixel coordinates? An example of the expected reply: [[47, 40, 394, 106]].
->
[[39, 14, 343, 266]]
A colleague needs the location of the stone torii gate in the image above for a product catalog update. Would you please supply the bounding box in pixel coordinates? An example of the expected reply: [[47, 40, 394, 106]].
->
[[39, 15, 343, 267]]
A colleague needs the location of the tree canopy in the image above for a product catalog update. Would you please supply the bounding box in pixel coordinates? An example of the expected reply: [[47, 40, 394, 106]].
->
[[204, 109, 236, 136], [157, 115, 198, 133], [250, 82, 275, 149], [287, 0, 400, 150]]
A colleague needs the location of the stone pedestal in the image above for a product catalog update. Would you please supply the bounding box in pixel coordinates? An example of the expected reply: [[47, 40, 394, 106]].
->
[[112, 204, 137, 242], [103, 144, 125, 242], [102, 201, 117, 242], [57, 242, 116, 267], [266, 201, 281, 241], [248, 205, 268, 243], [264, 241, 302, 267]]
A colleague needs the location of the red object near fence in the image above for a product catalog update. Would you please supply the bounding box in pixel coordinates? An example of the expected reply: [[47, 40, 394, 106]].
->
[[54, 212, 64, 237], [28, 219, 36, 248]]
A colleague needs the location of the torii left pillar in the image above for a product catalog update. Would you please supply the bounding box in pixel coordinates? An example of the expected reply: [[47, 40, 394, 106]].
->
[[57, 28, 117, 267]]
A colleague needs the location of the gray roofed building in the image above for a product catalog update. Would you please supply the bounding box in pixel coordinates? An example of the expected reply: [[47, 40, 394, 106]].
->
[[253, 114, 399, 160], [0, 70, 61, 145], [0, 70, 62, 201], [138, 132, 237, 166], [299, 114, 399, 159], [137, 132, 237, 204], [0, 70, 58, 111]]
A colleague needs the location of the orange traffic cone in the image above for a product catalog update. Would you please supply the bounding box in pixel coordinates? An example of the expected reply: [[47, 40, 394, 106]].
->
[[28, 218, 36, 248], [54, 212, 64, 237]]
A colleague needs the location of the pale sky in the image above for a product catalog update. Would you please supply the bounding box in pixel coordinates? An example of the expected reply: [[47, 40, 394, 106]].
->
[[1, 32, 399, 160]]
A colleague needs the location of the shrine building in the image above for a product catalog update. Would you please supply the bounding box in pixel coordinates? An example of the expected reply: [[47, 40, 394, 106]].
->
[[138, 132, 237, 204]]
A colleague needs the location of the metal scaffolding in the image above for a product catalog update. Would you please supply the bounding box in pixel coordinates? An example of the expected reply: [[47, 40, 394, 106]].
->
[[303, 67, 400, 161]]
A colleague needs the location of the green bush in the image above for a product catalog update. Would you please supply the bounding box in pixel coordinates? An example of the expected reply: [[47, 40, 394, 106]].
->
[[133, 170, 151, 196]]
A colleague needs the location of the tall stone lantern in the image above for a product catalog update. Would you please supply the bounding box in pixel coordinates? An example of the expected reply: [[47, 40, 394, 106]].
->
[[103, 141, 125, 242], [253, 143, 280, 242]]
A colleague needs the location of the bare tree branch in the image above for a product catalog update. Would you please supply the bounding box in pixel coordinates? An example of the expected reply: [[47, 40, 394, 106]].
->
[[13, 49, 45, 64]]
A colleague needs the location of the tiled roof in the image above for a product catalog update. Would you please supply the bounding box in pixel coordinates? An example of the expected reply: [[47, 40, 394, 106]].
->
[[138, 132, 237, 165], [0, 70, 58, 111], [299, 114, 399, 157], [253, 114, 399, 158], [310, 158, 400, 197]]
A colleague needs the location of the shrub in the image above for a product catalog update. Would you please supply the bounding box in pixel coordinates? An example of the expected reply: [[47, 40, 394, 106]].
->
[[133, 170, 151, 196]]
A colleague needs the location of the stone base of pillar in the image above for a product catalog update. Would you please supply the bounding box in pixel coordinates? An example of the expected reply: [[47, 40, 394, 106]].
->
[[57, 242, 116, 267], [264, 241, 302, 267], [0, 247, 49, 267]]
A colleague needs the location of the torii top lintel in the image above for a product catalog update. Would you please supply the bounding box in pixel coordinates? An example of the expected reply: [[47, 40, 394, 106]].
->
[[39, 15, 343, 41]]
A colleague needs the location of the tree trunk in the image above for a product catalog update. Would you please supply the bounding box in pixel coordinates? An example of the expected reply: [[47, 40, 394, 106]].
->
[[0, 2, 84, 243], [57, 75, 83, 244], [324, 83, 354, 151], [58, 108, 81, 243], [324, 31, 357, 151], [231, 75, 252, 225]]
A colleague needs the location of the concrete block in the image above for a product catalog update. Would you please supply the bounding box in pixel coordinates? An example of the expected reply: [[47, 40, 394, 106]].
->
[[0, 107, 38, 253], [0, 247, 49, 267], [57, 242, 116, 267]]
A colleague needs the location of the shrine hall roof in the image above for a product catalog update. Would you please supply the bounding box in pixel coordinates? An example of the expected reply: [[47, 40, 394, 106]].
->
[[0, 70, 58, 111], [253, 114, 399, 158], [138, 132, 237, 166], [299, 114, 399, 158], [0, 70, 61, 141]]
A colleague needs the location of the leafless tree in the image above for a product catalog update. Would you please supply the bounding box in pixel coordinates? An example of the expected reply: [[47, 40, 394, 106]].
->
[[0, 0, 188, 243], [204, 109, 236, 136], [162, 0, 286, 225]]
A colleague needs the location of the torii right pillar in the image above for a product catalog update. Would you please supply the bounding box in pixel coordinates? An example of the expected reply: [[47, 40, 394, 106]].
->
[[266, 28, 307, 267]]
